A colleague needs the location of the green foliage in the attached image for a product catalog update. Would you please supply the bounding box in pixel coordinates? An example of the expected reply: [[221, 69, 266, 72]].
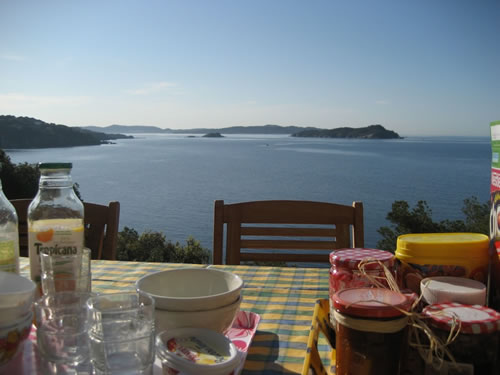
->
[[377, 197, 489, 252], [0, 149, 39, 199], [116, 227, 210, 264]]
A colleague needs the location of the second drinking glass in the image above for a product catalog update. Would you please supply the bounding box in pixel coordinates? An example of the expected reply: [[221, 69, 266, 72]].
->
[[86, 291, 155, 375]]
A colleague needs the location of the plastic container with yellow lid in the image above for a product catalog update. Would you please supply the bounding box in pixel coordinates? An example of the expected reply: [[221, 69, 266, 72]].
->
[[395, 233, 489, 294]]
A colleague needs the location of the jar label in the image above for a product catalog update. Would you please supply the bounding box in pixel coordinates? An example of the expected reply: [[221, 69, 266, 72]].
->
[[397, 260, 486, 294], [166, 336, 230, 365], [0, 240, 18, 273], [28, 219, 84, 283]]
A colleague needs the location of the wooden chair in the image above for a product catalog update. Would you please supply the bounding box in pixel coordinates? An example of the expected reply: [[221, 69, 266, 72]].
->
[[213, 200, 364, 265], [11, 199, 120, 260]]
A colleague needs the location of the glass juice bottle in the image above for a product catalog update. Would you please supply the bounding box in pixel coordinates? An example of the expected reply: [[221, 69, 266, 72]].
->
[[28, 163, 84, 289], [0, 179, 20, 274]]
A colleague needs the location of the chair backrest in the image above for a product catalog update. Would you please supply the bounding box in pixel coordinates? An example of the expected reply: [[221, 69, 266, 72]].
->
[[213, 200, 364, 265], [10, 199, 120, 260]]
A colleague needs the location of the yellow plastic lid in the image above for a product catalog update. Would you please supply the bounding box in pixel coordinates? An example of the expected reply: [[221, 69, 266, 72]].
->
[[396, 233, 489, 260]]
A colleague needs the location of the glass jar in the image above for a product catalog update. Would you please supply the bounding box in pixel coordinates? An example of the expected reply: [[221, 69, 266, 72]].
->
[[423, 303, 500, 375], [395, 233, 489, 294], [332, 288, 411, 375], [28, 163, 84, 291], [0, 179, 19, 274], [329, 248, 395, 323]]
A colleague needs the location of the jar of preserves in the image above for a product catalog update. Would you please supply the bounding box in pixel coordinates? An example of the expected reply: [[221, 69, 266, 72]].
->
[[395, 233, 489, 294], [331, 288, 412, 375], [329, 248, 395, 322], [423, 303, 500, 375]]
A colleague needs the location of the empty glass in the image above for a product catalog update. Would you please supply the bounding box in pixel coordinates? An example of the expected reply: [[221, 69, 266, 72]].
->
[[86, 291, 155, 375], [40, 247, 91, 294], [35, 292, 93, 370]]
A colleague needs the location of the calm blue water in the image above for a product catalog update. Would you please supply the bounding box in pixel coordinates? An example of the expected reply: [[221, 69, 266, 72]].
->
[[7, 134, 491, 252]]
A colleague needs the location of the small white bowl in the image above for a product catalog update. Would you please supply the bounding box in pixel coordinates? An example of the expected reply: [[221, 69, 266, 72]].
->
[[156, 327, 240, 375], [136, 268, 243, 311], [154, 296, 241, 334], [0, 271, 36, 325]]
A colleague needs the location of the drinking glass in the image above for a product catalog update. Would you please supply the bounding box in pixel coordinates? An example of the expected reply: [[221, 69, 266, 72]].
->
[[35, 292, 93, 369], [40, 247, 91, 294], [86, 291, 155, 375]]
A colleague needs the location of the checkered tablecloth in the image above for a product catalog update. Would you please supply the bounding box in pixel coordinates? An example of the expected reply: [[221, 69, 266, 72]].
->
[[19, 258, 331, 374]]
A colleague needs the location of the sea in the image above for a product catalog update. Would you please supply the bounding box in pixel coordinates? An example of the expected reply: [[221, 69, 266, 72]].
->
[[6, 134, 492, 254]]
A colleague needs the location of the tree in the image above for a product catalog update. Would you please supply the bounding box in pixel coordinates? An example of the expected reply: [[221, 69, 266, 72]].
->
[[0, 149, 39, 199], [377, 197, 489, 251], [0, 149, 82, 199], [116, 227, 210, 264]]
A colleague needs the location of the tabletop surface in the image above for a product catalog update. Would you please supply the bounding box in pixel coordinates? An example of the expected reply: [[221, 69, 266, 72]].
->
[[19, 257, 331, 375]]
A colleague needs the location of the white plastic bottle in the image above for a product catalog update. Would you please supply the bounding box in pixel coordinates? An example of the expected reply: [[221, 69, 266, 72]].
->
[[28, 163, 84, 289], [0, 179, 20, 274]]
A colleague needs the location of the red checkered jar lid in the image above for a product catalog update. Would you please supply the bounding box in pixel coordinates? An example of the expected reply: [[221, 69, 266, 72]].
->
[[329, 248, 394, 270], [423, 303, 500, 334]]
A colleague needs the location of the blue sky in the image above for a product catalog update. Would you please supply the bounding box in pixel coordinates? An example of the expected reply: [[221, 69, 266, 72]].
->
[[0, 0, 498, 136]]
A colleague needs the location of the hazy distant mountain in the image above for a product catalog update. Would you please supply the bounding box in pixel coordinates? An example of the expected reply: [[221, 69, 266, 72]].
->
[[84, 125, 170, 133], [292, 124, 402, 139], [82, 124, 317, 134], [0, 115, 132, 149]]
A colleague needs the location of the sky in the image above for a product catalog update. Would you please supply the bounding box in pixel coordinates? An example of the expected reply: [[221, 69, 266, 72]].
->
[[0, 0, 499, 136]]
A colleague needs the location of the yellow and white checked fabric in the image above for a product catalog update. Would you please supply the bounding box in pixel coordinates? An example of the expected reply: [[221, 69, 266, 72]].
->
[[20, 258, 332, 374]]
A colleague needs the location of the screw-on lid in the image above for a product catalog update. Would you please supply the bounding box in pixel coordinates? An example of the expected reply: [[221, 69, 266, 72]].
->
[[39, 162, 72, 169], [423, 303, 500, 334], [332, 288, 411, 318], [329, 248, 394, 270], [395, 233, 489, 260]]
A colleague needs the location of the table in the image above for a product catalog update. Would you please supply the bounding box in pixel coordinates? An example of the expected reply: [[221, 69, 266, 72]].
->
[[19, 258, 331, 374]]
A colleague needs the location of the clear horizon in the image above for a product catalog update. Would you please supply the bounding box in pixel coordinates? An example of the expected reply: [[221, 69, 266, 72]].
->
[[1, 0, 499, 137]]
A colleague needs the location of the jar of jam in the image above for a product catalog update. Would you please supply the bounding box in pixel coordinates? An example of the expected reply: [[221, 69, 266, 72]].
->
[[395, 233, 489, 294], [329, 248, 395, 322], [331, 288, 412, 375], [423, 303, 500, 375]]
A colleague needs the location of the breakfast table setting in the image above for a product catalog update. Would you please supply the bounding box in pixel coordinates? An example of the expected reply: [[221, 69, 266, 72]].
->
[[3, 257, 332, 375]]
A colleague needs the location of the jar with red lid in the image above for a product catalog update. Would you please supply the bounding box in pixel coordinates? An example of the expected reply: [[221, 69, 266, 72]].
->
[[423, 303, 500, 375], [331, 288, 411, 375], [329, 248, 395, 320]]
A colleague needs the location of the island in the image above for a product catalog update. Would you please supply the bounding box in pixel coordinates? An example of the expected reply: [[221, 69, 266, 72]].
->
[[0, 115, 133, 149], [202, 132, 224, 138], [291, 124, 401, 139]]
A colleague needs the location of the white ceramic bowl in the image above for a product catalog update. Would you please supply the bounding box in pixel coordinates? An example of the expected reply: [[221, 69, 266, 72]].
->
[[0, 271, 36, 325], [136, 268, 243, 311], [154, 296, 241, 334]]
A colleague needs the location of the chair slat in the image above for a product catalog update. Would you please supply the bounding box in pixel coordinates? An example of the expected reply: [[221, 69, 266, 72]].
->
[[241, 239, 336, 250], [240, 252, 331, 263], [241, 226, 336, 237]]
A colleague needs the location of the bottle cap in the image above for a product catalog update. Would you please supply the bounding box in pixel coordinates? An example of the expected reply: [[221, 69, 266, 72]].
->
[[39, 163, 72, 169]]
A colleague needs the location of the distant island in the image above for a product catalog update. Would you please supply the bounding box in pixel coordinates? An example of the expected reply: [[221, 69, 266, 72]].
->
[[292, 124, 401, 139], [0, 115, 132, 149], [203, 132, 224, 138], [0, 115, 402, 149]]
